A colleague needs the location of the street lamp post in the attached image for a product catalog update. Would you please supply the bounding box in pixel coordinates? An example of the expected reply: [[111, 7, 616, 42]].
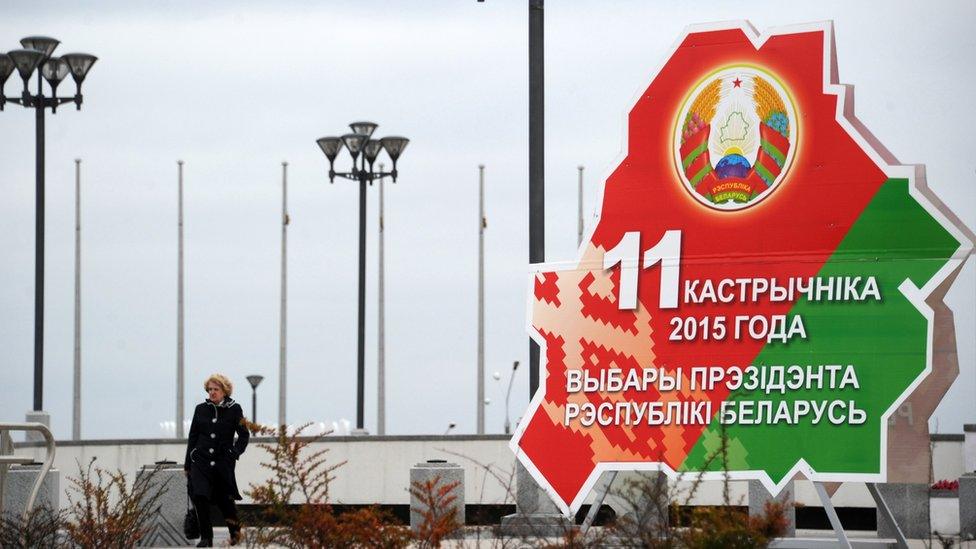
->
[[1, 38, 97, 426], [246, 375, 264, 425], [528, 0, 545, 399], [377, 162, 387, 435], [316, 123, 409, 433]]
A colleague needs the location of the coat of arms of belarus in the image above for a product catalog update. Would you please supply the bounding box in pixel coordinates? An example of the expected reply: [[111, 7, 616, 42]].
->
[[511, 21, 972, 516], [676, 67, 796, 209]]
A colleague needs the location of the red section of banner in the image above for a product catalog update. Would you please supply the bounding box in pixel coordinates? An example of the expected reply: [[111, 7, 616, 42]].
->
[[520, 406, 597, 501], [579, 272, 639, 335], [535, 271, 561, 306], [537, 327, 568, 401]]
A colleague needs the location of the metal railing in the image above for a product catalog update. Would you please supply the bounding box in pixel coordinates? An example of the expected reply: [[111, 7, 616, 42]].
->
[[0, 423, 56, 520]]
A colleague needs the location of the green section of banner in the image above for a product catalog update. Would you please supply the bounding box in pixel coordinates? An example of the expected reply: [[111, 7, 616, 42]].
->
[[679, 179, 960, 483]]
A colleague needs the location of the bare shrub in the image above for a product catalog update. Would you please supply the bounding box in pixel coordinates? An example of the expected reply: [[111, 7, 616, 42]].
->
[[601, 424, 788, 548], [0, 505, 64, 548], [63, 458, 166, 548], [409, 475, 462, 548], [680, 500, 788, 549], [244, 422, 411, 548]]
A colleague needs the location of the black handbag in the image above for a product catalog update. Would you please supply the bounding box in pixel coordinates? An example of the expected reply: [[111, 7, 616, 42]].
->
[[183, 480, 200, 540]]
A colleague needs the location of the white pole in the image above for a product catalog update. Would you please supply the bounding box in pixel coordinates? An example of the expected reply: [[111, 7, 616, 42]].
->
[[176, 160, 185, 439], [477, 164, 486, 434], [378, 163, 386, 435], [577, 165, 584, 247], [72, 159, 81, 440], [279, 161, 288, 428]]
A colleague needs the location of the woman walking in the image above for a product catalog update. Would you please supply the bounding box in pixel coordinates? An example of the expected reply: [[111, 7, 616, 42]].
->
[[184, 374, 250, 547]]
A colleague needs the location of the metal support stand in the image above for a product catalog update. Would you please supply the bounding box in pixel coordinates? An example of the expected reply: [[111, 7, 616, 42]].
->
[[775, 482, 907, 549], [814, 482, 852, 549], [584, 476, 847, 541], [581, 476, 910, 547], [580, 471, 616, 534], [867, 483, 909, 549]]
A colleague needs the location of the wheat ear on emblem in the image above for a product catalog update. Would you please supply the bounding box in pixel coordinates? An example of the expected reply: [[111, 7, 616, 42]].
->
[[751, 75, 791, 188], [679, 78, 721, 191]]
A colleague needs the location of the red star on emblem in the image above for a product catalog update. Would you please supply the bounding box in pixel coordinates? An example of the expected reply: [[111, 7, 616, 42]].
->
[[732, 77, 742, 87]]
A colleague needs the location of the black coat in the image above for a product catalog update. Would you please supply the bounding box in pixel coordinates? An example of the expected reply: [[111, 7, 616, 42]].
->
[[184, 398, 250, 500]]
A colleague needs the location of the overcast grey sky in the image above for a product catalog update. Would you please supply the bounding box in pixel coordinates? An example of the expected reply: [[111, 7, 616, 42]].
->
[[1, 0, 974, 439]]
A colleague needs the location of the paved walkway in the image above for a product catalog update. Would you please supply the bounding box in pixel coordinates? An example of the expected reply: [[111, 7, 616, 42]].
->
[[172, 527, 972, 548]]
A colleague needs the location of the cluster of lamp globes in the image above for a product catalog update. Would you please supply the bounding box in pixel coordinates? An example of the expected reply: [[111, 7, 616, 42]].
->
[[316, 122, 409, 183], [0, 36, 97, 111]]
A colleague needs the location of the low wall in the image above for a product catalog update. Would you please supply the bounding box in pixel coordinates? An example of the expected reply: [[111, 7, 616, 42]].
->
[[13, 433, 968, 512], [15, 435, 515, 510]]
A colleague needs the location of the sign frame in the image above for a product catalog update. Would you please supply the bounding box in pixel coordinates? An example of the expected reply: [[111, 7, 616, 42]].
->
[[509, 19, 973, 516]]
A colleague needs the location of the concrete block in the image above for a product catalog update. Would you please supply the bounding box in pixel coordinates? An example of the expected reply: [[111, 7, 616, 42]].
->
[[0, 464, 59, 517], [875, 483, 929, 539], [409, 460, 464, 535], [613, 471, 669, 536], [513, 460, 557, 515], [749, 480, 795, 537], [135, 462, 192, 547], [964, 424, 976, 474], [929, 489, 959, 536], [960, 473, 976, 539], [500, 461, 572, 537], [23, 411, 51, 443]]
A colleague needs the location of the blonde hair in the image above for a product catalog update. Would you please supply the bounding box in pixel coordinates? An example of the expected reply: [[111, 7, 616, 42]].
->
[[203, 373, 234, 397]]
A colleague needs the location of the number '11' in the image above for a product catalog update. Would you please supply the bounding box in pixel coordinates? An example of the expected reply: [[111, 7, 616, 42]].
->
[[602, 230, 681, 310]]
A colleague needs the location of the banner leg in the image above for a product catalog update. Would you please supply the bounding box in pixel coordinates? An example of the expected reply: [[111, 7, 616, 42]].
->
[[813, 481, 852, 549], [867, 483, 910, 549], [580, 471, 617, 534]]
